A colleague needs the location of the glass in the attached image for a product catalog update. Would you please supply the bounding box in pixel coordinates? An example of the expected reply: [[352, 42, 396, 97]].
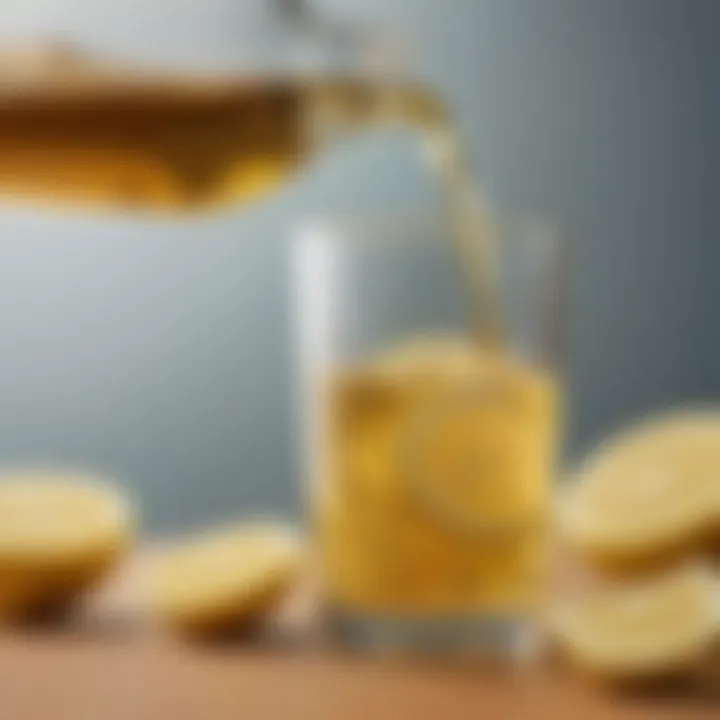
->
[[294, 215, 567, 660]]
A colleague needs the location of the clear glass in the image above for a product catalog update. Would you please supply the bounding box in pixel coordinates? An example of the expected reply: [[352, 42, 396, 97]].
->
[[294, 215, 567, 660]]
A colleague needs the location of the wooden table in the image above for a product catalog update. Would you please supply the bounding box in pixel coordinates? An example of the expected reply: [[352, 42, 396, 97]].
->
[[0, 561, 716, 720]]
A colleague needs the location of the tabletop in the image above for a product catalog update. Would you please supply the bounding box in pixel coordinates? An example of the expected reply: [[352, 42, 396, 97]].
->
[[0, 558, 716, 720]]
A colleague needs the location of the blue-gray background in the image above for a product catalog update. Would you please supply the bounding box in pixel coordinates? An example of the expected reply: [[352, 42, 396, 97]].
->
[[0, 0, 717, 531]]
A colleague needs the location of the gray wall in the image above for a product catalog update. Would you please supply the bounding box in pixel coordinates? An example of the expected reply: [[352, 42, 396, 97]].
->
[[0, 0, 717, 531]]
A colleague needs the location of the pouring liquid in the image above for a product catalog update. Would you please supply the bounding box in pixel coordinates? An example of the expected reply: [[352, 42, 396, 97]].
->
[[0, 55, 501, 341]]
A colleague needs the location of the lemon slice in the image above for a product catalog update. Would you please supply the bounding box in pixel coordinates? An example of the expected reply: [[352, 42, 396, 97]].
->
[[560, 411, 720, 572], [403, 359, 557, 538], [151, 522, 303, 635], [552, 564, 720, 680], [0, 472, 132, 619]]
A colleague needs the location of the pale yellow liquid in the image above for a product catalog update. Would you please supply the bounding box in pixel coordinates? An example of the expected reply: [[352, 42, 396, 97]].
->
[[319, 340, 558, 614]]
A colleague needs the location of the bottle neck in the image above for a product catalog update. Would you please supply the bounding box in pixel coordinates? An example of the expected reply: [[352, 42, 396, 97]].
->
[[305, 77, 446, 151]]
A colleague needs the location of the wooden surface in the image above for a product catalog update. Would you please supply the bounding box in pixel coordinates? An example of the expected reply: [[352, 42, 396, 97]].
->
[[0, 560, 716, 720]]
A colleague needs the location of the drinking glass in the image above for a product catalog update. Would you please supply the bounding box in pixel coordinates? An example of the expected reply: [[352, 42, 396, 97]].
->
[[293, 214, 568, 660]]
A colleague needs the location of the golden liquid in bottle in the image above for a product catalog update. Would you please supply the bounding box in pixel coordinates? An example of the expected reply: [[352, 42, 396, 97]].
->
[[0, 56, 559, 616], [0, 77, 307, 210]]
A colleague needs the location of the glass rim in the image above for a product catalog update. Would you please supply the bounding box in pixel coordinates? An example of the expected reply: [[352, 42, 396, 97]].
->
[[293, 211, 573, 372], [294, 212, 564, 249]]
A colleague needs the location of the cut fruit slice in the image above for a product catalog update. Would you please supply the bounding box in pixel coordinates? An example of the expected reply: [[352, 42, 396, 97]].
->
[[552, 564, 720, 680], [151, 522, 303, 635], [560, 410, 720, 573], [403, 361, 557, 538], [0, 472, 132, 620]]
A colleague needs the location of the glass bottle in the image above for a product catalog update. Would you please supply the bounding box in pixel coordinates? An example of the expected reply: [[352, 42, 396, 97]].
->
[[0, 0, 428, 213]]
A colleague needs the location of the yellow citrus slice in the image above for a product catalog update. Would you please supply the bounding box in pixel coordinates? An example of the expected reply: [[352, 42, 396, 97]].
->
[[0, 471, 132, 620], [151, 522, 303, 635], [552, 563, 720, 680], [560, 411, 720, 573], [403, 357, 557, 538]]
